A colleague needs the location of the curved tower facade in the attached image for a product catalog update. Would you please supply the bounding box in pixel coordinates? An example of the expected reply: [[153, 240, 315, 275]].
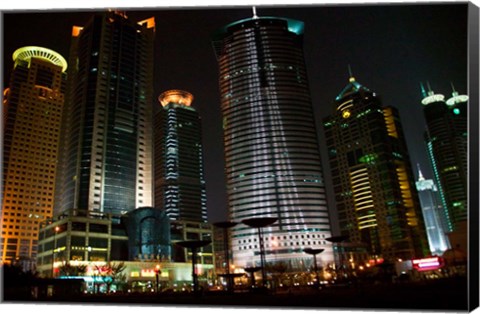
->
[[154, 90, 208, 222], [421, 84, 468, 233], [1, 46, 67, 265], [212, 16, 333, 269]]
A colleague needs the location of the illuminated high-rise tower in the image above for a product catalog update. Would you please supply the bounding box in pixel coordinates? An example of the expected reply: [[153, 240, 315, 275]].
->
[[212, 13, 333, 269], [421, 83, 468, 234], [1, 46, 67, 265], [154, 90, 208, 222], [323, 74, 429, 261], [55, 11, 155, 216], [415, 166, 450, 255]]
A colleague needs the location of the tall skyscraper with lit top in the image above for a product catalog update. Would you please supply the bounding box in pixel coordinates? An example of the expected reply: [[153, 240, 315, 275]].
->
[[415, 166, 450, 255], [1, 46, 67, 265], [421, 83, 468, 234], [212, 13, 333, 269], [154, 90, 208, 222], [323, 74, 428, 261], [55, 11, 155, 216]]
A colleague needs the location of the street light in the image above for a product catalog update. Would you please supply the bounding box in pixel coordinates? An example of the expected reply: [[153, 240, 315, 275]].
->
[[303, 248, 324, 288], [213, 221, 238, 293], [325, 235, 349, 279], [51, 225, 60, 278], [175, 240, 211, 294], [241, 217, 277, 288], [154, 264, 161, 293]]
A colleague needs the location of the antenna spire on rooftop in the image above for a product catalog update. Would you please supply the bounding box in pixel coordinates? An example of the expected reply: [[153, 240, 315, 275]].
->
[[348, 64, 355, 82], [252, 6, 259, 19]]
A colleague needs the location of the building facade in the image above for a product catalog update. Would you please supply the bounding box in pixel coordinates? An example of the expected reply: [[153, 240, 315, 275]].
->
[[323, 75, 428, 261], [212, 15, 333, 269], [154, 90, 208, 222], [1, 46, 67, 266], [421, 84, 468, 233], [415, 167, 450, 255], [54, 11, 155, 216]]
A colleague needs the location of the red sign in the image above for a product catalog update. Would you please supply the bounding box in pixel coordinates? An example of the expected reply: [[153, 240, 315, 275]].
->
[[412, 257, 444, 272]]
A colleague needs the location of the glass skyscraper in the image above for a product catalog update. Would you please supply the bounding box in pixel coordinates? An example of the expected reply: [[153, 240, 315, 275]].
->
[[1, 46, 67, 265], [154, 90, 208, 222], [323, 75, 429, 261], [421, 84, 468, 233], [54, 11, 155, 216], [212, 15, 333, 269], [415, 167, 450, 255]]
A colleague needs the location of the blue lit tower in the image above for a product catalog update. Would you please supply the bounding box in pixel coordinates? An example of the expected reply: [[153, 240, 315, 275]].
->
[[415, 166, 450, 255], [54, 11, 155, 216], [323, 74, 429, 261], [212, 12, 333, 269], [154, 90, 208, 222], [421, 83, 468, 233]]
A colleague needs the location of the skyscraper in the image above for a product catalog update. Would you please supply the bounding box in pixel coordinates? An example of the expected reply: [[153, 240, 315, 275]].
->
[[212, 14, 333, 269], [421, 83, 468, 234], [415, 166, 450, 255], [323, 74, 428, 261], [154, 90, 208, 222], [55, 11, 155, 217], [1, 46, 67, 265]]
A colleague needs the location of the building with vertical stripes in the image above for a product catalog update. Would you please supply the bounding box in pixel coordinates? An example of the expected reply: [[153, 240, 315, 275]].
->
[[1, 46, 67, 266], [421, 84, 468, 234], [323, 74, 428, 261], [54, 11, 155, 217], [212, 14, 333, 270], [154, 90, 208, 222]]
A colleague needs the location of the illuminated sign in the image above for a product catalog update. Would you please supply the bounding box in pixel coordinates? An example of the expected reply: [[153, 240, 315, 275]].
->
[[412, 257, 443, 271]]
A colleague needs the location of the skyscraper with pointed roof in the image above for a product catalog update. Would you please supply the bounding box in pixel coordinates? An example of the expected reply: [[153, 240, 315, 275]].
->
[[323, 73, 429, 261], [415, 165, 450, 255], [212, 12, 333, 269], [421, 83, 468, 234]]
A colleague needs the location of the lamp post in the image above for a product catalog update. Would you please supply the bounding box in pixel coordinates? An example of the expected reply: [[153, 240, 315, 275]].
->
[[154, 264, 161, 293], [325, 235, 349, 279], [175, 240, 211, 294], [241, 217, 277, 288], [51, 226, 60, 278], [213, 221, 238, 292], [244, 266, 261, 289], [303, 248, 324, 288]]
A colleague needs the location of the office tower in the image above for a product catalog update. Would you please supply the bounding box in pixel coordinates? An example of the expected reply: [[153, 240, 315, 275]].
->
[[55, 11, 155, 216], [421, 83, 468, 233], [415, 167, 450, 255], [212, 14, 333, 269], [323, 74, 428, 261], [1, 46, 67, 265], [154, 90, 208, 222]]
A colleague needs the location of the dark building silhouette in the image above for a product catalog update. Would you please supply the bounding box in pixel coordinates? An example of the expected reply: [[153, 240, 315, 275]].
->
[[54, 11, 155, 216], [154, 90, 207, 222], [1, 46, 67, 266], [212, 13, 333, 269], [421, 83, 468, 234], [323, 74, 428, 261]]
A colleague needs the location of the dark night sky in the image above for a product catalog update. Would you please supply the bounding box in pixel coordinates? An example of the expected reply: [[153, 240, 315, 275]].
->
[[1, 3, 469, 229]]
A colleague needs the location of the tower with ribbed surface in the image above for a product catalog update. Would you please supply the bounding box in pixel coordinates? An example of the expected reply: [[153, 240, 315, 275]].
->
[[1, 46, 67, 266], [212, 14, 333, 269]]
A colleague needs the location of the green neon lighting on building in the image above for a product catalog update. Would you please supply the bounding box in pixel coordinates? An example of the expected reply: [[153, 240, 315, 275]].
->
[[359, 153, 378, 164], [453, 108, 460, 115]]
